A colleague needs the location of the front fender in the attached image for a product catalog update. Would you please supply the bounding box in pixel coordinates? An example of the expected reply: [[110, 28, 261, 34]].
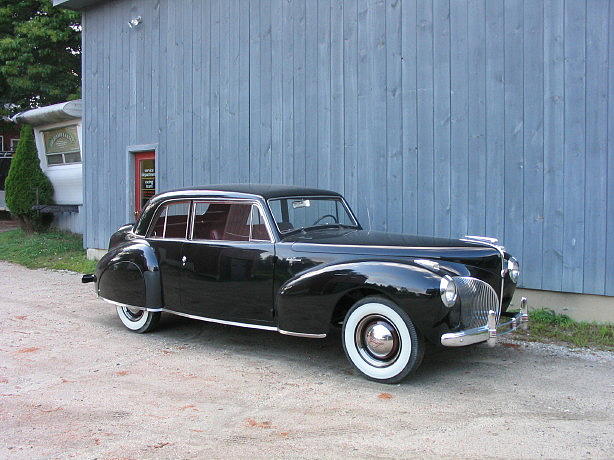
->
[[96, 239, 162, 309], [276, 260, 448, 341]]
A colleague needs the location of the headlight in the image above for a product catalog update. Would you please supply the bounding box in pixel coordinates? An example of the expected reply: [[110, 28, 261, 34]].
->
[[439, 276, 458, 307], [508, 257, 520, 283]]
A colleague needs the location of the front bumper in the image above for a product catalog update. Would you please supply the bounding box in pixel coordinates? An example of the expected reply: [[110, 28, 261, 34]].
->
[[441, 297, 529, 347]]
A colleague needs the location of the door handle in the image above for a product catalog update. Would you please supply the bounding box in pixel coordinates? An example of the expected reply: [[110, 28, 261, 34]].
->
[[181, 255, 187, 266]]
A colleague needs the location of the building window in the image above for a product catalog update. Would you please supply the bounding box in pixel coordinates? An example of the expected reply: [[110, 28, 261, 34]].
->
[[9, 138, 18, 152], [42, 125, 81, 165]]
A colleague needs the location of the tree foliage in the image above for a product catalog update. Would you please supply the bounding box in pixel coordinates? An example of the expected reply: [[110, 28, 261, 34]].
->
[[5, 124, 54, 232], [0, 0, 81, 115]]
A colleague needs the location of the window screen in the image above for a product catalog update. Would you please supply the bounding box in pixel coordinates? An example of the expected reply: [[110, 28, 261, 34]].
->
[[149, 201, 190, 238]]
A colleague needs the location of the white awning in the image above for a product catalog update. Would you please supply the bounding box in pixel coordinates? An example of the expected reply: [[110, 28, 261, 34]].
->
[[10, 100, 82, 126]]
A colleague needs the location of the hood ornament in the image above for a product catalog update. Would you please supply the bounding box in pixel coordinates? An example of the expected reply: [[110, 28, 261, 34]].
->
[[462, 235, 505, 252], [464, 235, 499, 244]]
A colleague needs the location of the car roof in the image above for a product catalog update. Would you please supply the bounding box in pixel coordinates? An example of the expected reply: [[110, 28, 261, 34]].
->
[[133, 184, 345, 236], [162, 184, 342, 200]]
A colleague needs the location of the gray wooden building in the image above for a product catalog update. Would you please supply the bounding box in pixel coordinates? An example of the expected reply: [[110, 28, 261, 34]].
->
[[56, 0, 614, 308]]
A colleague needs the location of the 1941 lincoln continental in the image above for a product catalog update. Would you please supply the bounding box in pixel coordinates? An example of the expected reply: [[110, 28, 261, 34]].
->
[[82, 184, 528, 383]]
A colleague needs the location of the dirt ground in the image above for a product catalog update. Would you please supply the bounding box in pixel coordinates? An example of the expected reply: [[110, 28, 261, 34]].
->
[[1, 261, 613, 459]]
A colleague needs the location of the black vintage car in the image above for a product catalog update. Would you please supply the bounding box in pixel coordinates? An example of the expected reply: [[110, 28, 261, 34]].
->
[[83, 184, 528, 383]]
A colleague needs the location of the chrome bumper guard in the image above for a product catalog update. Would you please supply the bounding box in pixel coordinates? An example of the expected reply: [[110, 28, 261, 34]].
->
[[441, 297, 529, 347]]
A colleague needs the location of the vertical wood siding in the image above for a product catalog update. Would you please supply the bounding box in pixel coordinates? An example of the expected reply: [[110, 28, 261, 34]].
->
[[83, 0, 613, 296]]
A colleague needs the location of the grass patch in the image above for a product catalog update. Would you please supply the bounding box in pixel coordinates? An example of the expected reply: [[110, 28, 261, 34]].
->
[[0, 229, 97, 274], [514, 308, 614, 351]]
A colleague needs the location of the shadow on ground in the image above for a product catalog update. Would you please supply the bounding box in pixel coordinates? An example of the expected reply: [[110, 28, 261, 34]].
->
[[97, 309, 507, 386]]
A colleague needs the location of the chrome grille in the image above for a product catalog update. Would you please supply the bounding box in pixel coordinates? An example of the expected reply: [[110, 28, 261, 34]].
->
[[454, 276, 500, 329]]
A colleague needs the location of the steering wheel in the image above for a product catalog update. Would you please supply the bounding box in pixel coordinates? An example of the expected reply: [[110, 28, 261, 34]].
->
[[312, 214, 339, 226]]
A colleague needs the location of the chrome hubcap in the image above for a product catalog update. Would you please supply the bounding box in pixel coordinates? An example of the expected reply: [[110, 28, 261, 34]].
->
[[122, 306, 144, 321], [364, 322, 396, 358], [355, 315, 401, 368]]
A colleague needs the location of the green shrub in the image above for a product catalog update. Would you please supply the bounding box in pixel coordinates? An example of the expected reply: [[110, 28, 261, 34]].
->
[[5, 125, 54, 232]]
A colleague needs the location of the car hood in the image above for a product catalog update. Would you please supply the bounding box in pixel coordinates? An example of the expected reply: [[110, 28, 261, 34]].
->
[[284, 228, 503, 274], [284, 228, 494, 251]]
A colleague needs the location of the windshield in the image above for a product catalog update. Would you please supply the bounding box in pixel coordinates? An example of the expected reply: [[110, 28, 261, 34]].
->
[[268, 196, 359, 235]]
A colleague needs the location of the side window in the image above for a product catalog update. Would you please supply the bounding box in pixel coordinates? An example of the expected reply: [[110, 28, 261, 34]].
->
[[249, 205, 270, 241], [223, 203, 252, 241], [192, 202, 270, 242], [149, 201, 190, 238]]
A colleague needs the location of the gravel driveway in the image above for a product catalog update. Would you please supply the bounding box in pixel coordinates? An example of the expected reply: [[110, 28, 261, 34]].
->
[[1, 260, 613, 459]]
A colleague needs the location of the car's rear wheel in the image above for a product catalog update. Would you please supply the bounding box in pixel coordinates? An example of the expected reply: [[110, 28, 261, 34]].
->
[[116, 305, 160, 333], [342, 296, 424, 383]]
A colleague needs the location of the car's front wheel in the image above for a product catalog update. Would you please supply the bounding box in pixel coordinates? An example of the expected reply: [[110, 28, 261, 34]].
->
[[116, 305, 160, 333], [342, 296, 424, 383]]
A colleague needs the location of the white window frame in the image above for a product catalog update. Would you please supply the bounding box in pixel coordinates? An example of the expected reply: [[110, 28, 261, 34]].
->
[[41, 125, 81, 166]]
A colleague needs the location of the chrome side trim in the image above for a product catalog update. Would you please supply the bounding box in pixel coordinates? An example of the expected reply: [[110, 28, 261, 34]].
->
[[101, 298, 328, 338], [153, 308, 328, 338], [278, 329, 327, 338], [153, 308, 278, 331], [100, 297, 164, 312], [289, 242, 488, 251]]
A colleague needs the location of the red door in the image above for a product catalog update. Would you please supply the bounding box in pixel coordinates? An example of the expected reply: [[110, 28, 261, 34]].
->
[[134, 151, 156, 217]]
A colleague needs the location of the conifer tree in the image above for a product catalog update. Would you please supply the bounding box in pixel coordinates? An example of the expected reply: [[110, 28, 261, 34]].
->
[[5, 124, 54, 232]]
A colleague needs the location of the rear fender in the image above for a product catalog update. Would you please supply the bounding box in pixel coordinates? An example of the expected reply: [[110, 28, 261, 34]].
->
[[276, 260, 448, 341], [96, 240, 162, 309]]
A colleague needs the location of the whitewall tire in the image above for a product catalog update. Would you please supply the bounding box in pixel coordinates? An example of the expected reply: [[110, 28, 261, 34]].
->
[[342, 296, 424, 383], [116, 306, 160, 333]]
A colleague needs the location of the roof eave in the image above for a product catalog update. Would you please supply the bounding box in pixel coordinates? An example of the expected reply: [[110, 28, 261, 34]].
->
[[53, 0, 104, 10], [11, 100, 83, 126]]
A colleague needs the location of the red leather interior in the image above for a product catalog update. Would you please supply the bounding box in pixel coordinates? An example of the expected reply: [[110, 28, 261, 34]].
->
[[223, 205, 251, 241], [193, 204, 230, 240], [153, 202, 272, 241], [165, 216, 188, 238], [251, 224, 269, 240]]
